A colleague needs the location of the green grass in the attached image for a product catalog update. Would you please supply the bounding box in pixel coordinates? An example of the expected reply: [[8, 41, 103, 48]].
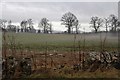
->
[[5, 32, 118, 51]]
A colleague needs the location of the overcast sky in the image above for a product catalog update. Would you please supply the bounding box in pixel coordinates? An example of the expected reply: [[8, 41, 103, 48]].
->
[[0, 2, 118, 32]]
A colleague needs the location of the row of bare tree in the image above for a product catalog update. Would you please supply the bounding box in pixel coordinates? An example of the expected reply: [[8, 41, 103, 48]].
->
[[90, 14, 120, 33], [0, 12, 120, 33], [61, 12, 120, 33]]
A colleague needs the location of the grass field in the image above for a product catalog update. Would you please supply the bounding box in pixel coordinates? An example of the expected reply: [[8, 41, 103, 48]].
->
[[3, 32, 120, 78], [5, 32, 118, 51]]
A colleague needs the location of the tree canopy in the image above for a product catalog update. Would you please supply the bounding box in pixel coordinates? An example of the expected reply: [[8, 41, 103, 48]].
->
[[61, 12, 78, 34]]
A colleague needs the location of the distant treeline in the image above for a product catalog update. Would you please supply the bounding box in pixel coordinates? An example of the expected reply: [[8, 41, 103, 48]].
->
[[0, 12, 120, 34]]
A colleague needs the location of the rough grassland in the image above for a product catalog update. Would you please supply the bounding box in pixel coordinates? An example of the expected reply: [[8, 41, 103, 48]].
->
[[6, 32, 118, 51], [4, 32, 120, 78]]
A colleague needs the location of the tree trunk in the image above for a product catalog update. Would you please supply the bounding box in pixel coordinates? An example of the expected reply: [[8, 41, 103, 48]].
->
[[93, 22, 97, 33], [44, 26, 46, 33], [105, 23, 108, 32], [114, 24, 117, 32], [95, 29, 98, 33], [76, 26, 78, 34], [68, 26, 71, 34], [25, 25, 27, 32]]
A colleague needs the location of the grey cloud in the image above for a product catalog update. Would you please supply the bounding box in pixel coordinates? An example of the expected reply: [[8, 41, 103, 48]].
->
[[2, 0, 120, 2], [2, 2, 118, 23]]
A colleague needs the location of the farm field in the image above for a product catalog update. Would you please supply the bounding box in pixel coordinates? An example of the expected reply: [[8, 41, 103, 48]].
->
[[5, 32, 118, 51], [2, 32, 120, 79]]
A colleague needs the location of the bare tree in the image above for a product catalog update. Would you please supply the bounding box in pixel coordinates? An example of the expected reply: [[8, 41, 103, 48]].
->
[[109, 14, 119, 32], [90, 16, 103, 33], [61, 12, 78, 34], [104, 18, 110, 32], [27, 19, 34, 29], [20, 20, 27, 32], [7, 20, 12, 30], [97, 18, 103, 31], [0, 19, 3, 28], [0, 19, 7, 29], [7, 20, 16, 32], [48, 23, 52, 34], [39, 18, 49, 33], [74, 19, 79, 34]]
